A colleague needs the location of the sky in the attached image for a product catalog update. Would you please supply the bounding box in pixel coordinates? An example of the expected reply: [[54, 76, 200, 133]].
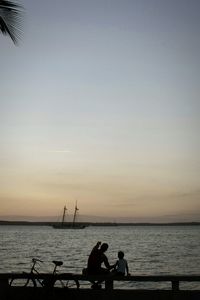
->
[[0, 0, 200, 222]]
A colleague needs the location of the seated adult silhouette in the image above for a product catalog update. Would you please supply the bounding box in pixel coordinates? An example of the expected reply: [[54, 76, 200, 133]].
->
[[86, 241, 111, 288]]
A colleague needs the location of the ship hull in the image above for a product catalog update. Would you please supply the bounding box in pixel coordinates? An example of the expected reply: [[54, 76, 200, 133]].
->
[[52, 225, 85, 229]]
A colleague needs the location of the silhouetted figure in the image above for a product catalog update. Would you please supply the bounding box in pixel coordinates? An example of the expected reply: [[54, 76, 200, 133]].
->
[[86, 241, 112, 289], [113, 251, 130, 276]]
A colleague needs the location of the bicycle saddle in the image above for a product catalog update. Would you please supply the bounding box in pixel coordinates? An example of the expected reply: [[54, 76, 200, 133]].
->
[[52, 260, 63, 266]]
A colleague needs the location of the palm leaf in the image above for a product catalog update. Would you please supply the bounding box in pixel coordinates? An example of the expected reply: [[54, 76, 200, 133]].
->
[[0, 0, 24, 45]]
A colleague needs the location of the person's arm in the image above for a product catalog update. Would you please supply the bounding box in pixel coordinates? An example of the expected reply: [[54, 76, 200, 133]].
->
[[110, 261, 117, 270], [103, 255, 111, 269], [126, 261, 130, 276], [92, 241, 101, 252]]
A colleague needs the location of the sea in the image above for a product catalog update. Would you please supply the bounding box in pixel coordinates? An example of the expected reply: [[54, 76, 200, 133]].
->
[[0, 225, 200, 289]]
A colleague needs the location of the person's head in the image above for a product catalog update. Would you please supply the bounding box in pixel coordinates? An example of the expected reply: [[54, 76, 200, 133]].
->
[[118, 251, 124, 259], [100, 243, 109, 253]]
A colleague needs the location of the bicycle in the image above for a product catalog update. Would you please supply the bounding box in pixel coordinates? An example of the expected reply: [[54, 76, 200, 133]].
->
[[9, 258, 79, 289]]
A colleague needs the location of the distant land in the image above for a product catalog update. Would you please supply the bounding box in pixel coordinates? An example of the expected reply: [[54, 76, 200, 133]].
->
[[0, 220, 200, 226], [0, 213, 199, 223]]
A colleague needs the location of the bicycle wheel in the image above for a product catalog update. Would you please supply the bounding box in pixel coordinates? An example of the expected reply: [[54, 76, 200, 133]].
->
[[64, 279, 80, 289], [9, 277, 37, 287]]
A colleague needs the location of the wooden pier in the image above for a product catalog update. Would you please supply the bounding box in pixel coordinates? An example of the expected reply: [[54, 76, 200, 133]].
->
[[0, 273, 200, 299]]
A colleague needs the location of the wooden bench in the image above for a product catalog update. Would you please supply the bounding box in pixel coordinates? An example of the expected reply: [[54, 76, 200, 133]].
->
[[0, 273, 200, 291]]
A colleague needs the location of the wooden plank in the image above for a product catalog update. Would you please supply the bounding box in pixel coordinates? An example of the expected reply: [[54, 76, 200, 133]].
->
[[0, 273, 200, 291]]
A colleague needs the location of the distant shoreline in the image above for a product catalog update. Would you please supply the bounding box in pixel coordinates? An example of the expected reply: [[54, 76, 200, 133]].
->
[[0, 220, 200, 226]]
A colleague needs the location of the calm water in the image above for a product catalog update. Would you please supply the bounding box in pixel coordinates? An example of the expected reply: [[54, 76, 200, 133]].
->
[[0, 225, 200, 289]]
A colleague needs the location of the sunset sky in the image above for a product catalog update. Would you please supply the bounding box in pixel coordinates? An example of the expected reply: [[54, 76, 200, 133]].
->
[[0, 0, 200, 222]]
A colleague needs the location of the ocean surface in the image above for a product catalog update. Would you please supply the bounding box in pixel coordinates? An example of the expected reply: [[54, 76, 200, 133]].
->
[[0, 225, 200, 289]]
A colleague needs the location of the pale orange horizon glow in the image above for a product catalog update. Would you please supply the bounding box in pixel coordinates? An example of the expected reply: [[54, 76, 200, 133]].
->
[[1, 0, 200, 222]]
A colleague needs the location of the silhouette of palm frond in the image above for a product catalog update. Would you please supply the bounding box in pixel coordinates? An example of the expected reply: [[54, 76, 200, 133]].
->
[[0, 0, 24, 45]]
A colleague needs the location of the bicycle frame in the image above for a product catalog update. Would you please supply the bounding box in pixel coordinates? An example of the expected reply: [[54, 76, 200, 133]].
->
[[24, 258, 44, 287]]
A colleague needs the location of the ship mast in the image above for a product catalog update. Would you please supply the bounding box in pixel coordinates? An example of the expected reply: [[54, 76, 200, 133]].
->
[[61, 205, 67, 226], [72, 201, 78, 227]]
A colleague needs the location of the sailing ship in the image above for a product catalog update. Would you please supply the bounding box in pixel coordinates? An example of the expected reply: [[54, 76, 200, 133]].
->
[[52, 202, 86, 229]]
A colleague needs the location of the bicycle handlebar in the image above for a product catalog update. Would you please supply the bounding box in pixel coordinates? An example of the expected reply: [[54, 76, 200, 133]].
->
[[32, 258, 43, 263]]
